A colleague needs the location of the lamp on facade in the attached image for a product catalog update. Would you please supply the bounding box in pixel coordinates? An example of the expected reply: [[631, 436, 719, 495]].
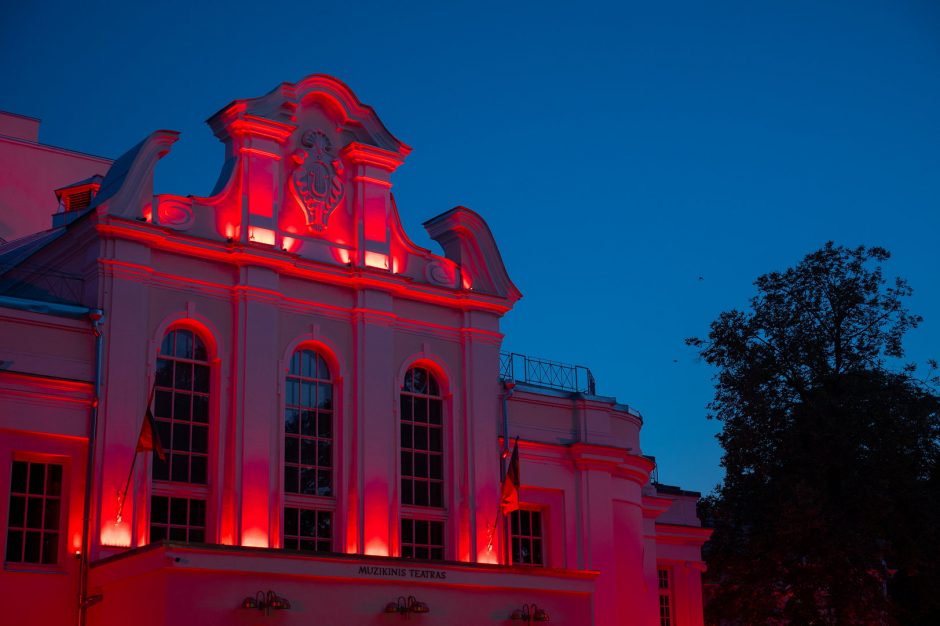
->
[[384, 595, 430, 617], [240, 590, 291, 615], [510, 603, 550, 622]]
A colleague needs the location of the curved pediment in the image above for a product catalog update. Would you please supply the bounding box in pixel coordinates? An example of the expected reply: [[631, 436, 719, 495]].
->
[[207, 74, 410, 157]]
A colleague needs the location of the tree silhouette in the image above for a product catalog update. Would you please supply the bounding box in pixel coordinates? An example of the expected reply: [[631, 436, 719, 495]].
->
[[689, 243, 940, 625]]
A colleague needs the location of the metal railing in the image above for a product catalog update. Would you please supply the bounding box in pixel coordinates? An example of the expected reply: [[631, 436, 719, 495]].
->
[[499, 352, 596, 395]]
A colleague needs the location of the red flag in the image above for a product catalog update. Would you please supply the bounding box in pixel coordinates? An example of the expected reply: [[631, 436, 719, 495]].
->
[[136, 405, 166, 462], [500, 438, 520, 515]]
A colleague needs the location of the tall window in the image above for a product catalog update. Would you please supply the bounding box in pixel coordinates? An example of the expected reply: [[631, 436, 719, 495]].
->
[[400, 366, 444, 559], [658, 567, 673, 626], [151, 328, 210, 543], [283, 349, 333, 552], [6, 460, 63, 565], [510, 509, 543, 566]]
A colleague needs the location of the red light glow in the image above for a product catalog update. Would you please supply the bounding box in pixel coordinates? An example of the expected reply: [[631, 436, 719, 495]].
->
[[100, 522, 131, 548], [248, 227, 276, 245], [364, 251, 388, 270], [242, 529, 269, 548]]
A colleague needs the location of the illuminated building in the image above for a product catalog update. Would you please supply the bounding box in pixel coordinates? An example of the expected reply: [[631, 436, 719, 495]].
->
[[0, 76, 709, 625]]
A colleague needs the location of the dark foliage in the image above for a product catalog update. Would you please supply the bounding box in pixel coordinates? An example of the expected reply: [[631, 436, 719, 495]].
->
[[689, 243, 940, 626]]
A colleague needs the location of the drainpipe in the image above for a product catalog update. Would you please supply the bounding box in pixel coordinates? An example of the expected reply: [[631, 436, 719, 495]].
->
[[500, 381, 515, 565], [78, 309, 105, 626]]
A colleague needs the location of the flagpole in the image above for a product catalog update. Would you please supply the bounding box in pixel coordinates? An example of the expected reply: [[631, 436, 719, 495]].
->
[[115, 453, 138, 523], [116, 384, 157, 523]]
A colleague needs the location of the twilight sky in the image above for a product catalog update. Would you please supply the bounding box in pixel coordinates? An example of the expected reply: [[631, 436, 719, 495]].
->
[[2, 0, 938, 494]]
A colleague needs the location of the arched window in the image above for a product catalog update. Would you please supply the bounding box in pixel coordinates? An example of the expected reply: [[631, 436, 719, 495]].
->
[[283, 349, 333, 552], [400, 365, 444, 560], [150, 328, 210, 543]]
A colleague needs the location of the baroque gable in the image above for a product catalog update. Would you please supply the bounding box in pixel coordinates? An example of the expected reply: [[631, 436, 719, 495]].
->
[[92, 75, 520, 304]]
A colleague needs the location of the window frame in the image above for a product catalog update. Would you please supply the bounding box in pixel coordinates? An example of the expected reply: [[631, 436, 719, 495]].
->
[[278, 345, 338, 552], [4, 453, 70, 571], [509, 506, 546, 567], [658, 566, 674, 626], [398, 363, 449, 560], [149, 326, 214, 545]]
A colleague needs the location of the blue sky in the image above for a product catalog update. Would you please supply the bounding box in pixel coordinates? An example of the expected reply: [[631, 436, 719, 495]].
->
[[3, 0, 938, 493]]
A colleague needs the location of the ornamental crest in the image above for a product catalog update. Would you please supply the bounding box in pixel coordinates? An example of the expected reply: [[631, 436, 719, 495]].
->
[[289, 130, 345, 232]]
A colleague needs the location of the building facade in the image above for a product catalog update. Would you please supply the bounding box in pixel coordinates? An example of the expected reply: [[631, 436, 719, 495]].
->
[[0, 76, 709, 626]]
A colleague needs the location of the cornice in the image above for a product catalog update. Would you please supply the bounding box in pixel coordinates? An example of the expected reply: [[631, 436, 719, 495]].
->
[[95, 218, 514, 315]]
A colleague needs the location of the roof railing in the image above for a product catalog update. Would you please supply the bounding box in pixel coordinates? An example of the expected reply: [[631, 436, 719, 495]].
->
[[499, 352, 596, 395]]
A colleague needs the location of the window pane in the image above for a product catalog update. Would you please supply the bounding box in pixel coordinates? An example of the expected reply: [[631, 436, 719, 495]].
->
[[316, 354, 329, 380], [285, 508, 298, 536], [175, 330, 193, 360], [317, 441, 331, 467], [429, 399, 442, 425], [301, 439, 315, 466], [155, 359, 173, 388], [318, 383, 332, 410], [174, 362, 192, 391], [8, 495, 25, 527], [429, 482, 443, 508], [11, 462, 27, 493], [318, 412, 331, 438], [190, 456, 207, 485], [26, 498, 43, 528], [160, 331, 175, 356], [285, 408, 300, 434], [192, 395, 209, 422], [189, 499, 206, 527], [44, 499, 60, 530], [300, 468, 316, 495], [28, 464, 45, 494], [41, 533, 58, 564], [301, 411, 316, 437], [171, 456, 189, 482], [192, 335, 208, 361], [155, 390, 172, 417], [193, 365, 210, 393], [191, 426, 208, 454], [173, 392, 191, 421], [172, 424, 190, 450], [317, 471, 332, 496], [24, 531, 41, 562], [285, 438, 299, 464], [414, 398, 428, 423], [6, 531, 22, 561], [284, 466, 298, 494], [151, 496, 168, 523], [170, 498, 188, 525], [151, 526, 167, 541]]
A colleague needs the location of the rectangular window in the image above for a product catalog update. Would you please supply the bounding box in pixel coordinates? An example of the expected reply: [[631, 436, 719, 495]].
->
[[6, 460, 62, 565], [510, 509, 543, 566], [150, 495, 206, 543], [658, 567, 673, 626], [283, 507, 331, 552], [401, 518, 443, 560]]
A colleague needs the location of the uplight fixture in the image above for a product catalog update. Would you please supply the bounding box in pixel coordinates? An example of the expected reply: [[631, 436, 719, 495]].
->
[[510, 603, 550, 622], [240, 590, 291, 616], [384, 595, 430, 617]]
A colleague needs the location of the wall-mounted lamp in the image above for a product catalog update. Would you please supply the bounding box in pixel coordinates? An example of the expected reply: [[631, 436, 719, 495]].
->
[[384, 595, 430, 617], [510, 603, 550, 622], [240, 590, 291, 616]]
